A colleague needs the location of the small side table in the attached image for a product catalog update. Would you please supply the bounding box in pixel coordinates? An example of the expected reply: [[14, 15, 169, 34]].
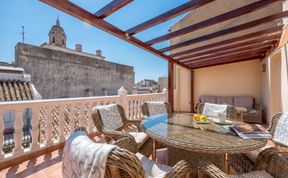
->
[[235, 107, 248, 120]]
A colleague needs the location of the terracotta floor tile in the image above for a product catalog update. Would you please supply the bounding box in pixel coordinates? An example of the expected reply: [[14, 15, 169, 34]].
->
[[1, 160, 45, 178], [28, 150, 62, 173], [41, 161, 62, 178], [0, 133, 170, 178]]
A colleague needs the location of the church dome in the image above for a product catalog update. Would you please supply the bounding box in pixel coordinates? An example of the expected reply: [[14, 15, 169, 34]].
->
[[48, 18, 66, 37], [48, 17, 66, 48]]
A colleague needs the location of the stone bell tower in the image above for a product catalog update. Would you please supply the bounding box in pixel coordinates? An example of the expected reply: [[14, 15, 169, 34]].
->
[[48, 17, 66, 48]]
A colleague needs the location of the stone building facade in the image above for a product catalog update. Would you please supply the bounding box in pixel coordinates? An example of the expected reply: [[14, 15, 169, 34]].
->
[[15, 19, 134, 99]]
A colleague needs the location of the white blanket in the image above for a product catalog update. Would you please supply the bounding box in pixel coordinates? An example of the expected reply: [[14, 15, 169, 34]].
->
[[273, 112, 288, 146], [202, 103, 227, 118], [147, 101, 167, 116], [62, 130, 117, 178]]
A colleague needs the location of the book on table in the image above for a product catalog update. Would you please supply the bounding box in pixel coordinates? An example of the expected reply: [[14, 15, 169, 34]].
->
[[231, 124, 272, 139]]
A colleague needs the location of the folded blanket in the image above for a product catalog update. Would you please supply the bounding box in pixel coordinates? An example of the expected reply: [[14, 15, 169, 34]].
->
[[62, 130, 117, 178], [147, 101, 167, 116], [202, 103, 227, 118]]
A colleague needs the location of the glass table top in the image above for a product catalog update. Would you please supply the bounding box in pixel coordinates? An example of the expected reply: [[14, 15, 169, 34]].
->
[[141, 113, 267, 154]]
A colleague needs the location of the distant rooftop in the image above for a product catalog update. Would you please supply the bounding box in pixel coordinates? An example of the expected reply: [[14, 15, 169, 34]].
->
[[0, 62, 24, 74]]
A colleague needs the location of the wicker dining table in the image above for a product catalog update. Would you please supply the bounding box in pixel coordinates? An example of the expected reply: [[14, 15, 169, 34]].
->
[[141, 113, 267, 177]]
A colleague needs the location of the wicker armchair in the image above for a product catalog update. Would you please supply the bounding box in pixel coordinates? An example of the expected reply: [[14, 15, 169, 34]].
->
[[242, 105, 263, 124], [198, 149, 288, 178], [112, 137, 192, 178], [196, 103, 237, 120], [141, 101, 172, 149], [228, 112, 288, 173], [91, 104, 153, 157], [65, 128, 192, 178], [141, 101, 172, 117]]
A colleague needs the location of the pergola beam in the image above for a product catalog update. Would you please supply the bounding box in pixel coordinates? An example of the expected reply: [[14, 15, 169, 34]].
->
[[39, 0, 190, 69], [160, 11, 288, 52], [146, 0, 279, 45], [169, 26, 283, 58], [126, 0, 214, 35], [94, 0, 133, 19], [184, 47, 270, 65], [178, 35, 280, 62], [191, 54, 263, 69]]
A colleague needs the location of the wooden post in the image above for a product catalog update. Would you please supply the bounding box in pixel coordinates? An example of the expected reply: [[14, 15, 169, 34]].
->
[[168, 61, 174, 112], [191, 70, 194, 112]]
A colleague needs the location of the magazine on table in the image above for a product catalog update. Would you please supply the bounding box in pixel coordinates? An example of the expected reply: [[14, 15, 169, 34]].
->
[[231, 124, 272, 139]]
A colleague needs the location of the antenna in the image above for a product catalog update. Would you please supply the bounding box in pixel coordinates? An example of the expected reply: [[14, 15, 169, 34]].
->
[[20, 26, 26, 43]]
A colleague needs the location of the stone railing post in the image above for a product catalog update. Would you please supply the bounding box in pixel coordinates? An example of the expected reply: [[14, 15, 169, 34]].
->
[[118, 86, 128, 116], [14, 109, 24, 155], [45, 106, 53, 146], [0, 109, 4, 159], [163, 88, 168, 102], [31, 107, 40, 150], [58, 105, 65, 142], [69, 104, 76, 134]]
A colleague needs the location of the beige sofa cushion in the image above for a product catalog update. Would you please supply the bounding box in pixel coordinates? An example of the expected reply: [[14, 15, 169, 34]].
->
[[129, 132, 150, 149], [234, 96, 254, 110], [200, 96, 217, 104], [244, 141, 274, 162], [216, 96, 233, 105]]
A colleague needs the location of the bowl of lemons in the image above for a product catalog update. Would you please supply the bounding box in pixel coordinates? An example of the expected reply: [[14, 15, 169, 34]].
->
[[193, 114, 209, 124]]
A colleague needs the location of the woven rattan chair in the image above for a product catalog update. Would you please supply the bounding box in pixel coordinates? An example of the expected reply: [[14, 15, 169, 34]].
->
[[91, 104, 153, 157], [141, 101, 172, 149], [197, 103, 237, 120], [198, 149, 288, 178], [141, 101, 172, 117], [112, 137, 192, 178], [65, 128, 192, 178], [228, 112, 288, 173]]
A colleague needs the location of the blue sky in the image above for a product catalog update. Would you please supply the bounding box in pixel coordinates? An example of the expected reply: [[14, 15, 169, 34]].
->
[[0, 0, 188, 82]]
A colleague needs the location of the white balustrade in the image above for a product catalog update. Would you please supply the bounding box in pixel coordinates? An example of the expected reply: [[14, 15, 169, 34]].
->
[[0, 109, 3, 159], [58, 105, 65, 142], [31, 106, 40, 150], [13, 109, 24, 155], [45, 106, 53, 146], [0, 87, 168, 163]]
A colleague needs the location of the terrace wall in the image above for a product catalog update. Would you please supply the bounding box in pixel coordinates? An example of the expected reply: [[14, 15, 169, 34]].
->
[[15, 43, 134, 99], [193, 60, 263, 105]]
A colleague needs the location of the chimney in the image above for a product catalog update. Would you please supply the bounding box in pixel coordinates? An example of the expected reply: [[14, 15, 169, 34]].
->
[[96, 50, 102, 57], [75, 44, 82, 52]]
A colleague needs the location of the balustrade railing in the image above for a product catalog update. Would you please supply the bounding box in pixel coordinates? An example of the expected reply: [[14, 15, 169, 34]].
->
[[0, 87, 167, 163]]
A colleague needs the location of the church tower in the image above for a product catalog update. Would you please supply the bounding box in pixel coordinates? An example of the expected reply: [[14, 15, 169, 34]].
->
[[48, 17, 66, 48]]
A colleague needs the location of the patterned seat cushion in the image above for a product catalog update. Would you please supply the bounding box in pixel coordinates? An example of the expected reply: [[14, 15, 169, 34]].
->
[[202, 103, 228, 118], [228, 170, 273, 178], [96, 104, 124, 131], [146, 102, 167, 116], [273, 112, 288, 146], [136, 152, 171, 178], [129, 132, 150, 149]]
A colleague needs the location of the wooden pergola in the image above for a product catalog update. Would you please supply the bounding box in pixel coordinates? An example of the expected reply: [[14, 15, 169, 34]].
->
[[40, 0, 285, 111]]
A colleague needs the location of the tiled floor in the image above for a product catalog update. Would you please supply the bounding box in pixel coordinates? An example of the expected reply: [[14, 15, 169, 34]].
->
[[0, 145, 167, 178], [0, 133, 167, 178]]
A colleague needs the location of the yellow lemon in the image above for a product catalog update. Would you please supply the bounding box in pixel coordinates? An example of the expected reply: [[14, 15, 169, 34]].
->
[[193, 114, 200, 121]]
